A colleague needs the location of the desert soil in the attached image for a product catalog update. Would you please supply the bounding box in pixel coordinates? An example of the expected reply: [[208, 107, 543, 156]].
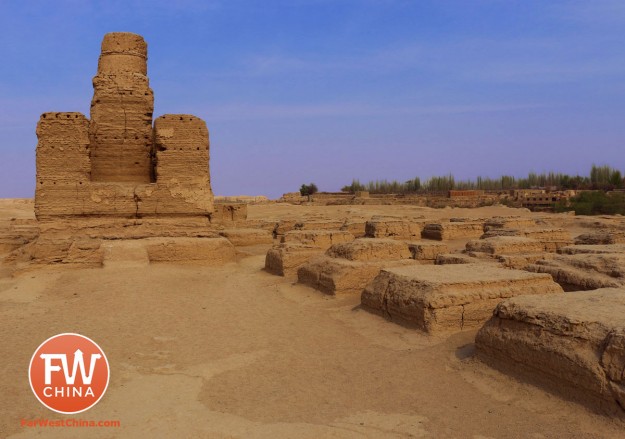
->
[[0, 200, 622, 438]]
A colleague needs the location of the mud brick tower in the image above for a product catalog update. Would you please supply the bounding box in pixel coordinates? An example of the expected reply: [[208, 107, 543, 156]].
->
[[32, 33, 224, 265]]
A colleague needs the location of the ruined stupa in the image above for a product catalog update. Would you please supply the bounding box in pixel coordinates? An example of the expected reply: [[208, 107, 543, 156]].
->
[[36, 32, 213, 219], [29, 32, 237, 265]]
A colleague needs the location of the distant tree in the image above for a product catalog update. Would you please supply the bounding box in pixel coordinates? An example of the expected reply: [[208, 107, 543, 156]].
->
[[609, 170, 623, 189], [340, 164, 624, 195], [300, 183, 319, 196], [556, 191, 625, 215], [341, 179, 366, 193], [424, 174, 455, 192], [590, 164, 621, 190], [404, 177, 421, 192]]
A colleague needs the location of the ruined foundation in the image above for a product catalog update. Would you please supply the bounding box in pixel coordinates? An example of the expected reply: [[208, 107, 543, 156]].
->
[[525, 253, 625, 291], [264, 243, 324, 277], [476, 289, 625, 415], [421, 221, 485, 240], [296, 238, 416, 295], [364, 217, 424, 240], [361, 264, 563, 334]]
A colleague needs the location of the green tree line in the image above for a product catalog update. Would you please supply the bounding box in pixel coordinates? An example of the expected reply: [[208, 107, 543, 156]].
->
[[341, 165, 624, 194]]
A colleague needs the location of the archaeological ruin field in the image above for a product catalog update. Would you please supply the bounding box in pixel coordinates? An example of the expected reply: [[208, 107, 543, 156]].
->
[[3, 197, 625, 437], [2, 32, 625, 438]]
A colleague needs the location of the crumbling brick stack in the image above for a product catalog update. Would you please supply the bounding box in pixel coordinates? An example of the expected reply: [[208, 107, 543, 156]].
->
[[89, 32, 154, 183]]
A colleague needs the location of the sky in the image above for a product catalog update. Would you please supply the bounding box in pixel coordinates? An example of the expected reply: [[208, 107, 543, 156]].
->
[[1, 0, 624, 198]]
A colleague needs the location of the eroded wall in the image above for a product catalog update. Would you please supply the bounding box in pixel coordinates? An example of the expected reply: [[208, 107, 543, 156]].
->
[[35, 113, 91, 217], [34, 33, 214, 222]]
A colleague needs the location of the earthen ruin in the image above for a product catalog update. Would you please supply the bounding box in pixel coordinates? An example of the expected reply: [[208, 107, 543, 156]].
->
[[36, 32, 213, 219], [2, 31, 625, 436], [29, 32, 233, 265], [477, 289, 625, 414]]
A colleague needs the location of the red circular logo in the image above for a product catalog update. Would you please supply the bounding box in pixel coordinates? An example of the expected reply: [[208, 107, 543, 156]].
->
[[29, 333, 110, 414]]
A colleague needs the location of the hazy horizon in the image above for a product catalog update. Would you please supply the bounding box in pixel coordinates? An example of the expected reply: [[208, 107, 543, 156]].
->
[[1, 0, 624, 199]]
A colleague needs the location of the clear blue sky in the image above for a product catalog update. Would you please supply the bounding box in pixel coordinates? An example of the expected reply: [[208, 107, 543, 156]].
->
[[1, 0, 624, 198]]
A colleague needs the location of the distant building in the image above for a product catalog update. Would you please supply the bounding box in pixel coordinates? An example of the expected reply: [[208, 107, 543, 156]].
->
[[518, 190, 574, 210]]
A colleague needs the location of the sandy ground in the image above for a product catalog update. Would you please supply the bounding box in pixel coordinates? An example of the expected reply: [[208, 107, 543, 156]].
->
[[0, 200, 623, 438]]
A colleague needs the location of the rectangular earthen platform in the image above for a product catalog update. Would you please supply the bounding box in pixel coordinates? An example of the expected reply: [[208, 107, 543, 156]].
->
[[265, 243, 324, 277], [407, 241, 449, 261], [325, 238, 411, 261], [476, 289, 625, 415], [465, 236, 546, 255], [526, 254, 625, 291], [280, 230, 354, 249], [298, 256, 415, 295], [421, 222, 485, 240], [364, 218, 424, 240], [361, 264, 563, 334]]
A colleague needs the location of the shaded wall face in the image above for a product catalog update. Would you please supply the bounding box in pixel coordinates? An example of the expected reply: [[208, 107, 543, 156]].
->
[[153, 115, 210, 185], [89, 33, 154, 183]]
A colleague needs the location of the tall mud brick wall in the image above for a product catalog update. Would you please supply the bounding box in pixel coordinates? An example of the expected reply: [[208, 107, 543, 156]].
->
[[34, 32, 213, 221], [35, 113, 91, 216], [90, 33, 154, 183], [154, 115, 209, 186], [137, 114, 213, 216]]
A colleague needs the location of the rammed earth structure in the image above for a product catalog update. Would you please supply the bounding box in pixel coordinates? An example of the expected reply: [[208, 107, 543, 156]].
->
[[28, 32, 235, 266], [36, 32, 213, 219]]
